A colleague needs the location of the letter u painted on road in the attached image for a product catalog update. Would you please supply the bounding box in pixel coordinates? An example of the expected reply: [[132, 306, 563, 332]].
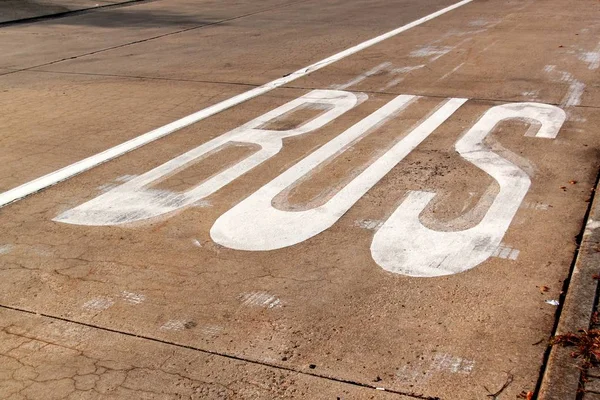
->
[[210, 96, 467, 250]]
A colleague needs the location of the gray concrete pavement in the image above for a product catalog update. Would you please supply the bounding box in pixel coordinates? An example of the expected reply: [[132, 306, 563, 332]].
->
[[1, 0, 599, 399], [0, 307, 405, 399]]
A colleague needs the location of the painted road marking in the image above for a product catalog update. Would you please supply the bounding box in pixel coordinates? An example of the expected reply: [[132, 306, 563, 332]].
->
[[210, 96, 467, 251], [371, 103, 566, 277], [55, 90, 358, 225], [54, 92, 567, 277], [0, 0, 474, 209], [52, 90, 568, 277]]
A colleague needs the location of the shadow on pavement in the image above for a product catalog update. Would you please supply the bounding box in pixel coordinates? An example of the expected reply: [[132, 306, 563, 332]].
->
[[0, 0, 216, 28]]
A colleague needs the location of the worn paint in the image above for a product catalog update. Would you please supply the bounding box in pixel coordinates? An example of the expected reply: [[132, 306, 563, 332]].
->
[[211, 97, 467, 251], [410, 45, 454, 61], [160, 320, 187, 331], [54, 90, 358, 225], [545, 65, 586, 108], [354, 219, 384, 230], [578, 43, 600, 70], [82, 297, 114, 311], [492, 243, 520, 261], [333, 62, 392, 90], [0, 0, 474, 209], [240, 292, 282, 309], [0, 244, 13, 255], [522, 201, 549, 211], [121, 291, 146, 304], [371, 102, 565, 277]]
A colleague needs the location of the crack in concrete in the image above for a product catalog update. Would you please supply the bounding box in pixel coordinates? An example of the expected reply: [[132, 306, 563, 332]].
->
[[0, 0, 314, 78], [0, 303, 441, 399], [7, 68, 600, 111]]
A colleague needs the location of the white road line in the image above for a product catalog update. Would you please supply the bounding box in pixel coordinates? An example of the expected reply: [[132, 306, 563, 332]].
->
[[0, 0, 474, 209]]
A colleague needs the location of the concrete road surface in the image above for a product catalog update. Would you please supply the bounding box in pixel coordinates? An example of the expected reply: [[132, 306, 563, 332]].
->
[[1, 0, 599, 398]]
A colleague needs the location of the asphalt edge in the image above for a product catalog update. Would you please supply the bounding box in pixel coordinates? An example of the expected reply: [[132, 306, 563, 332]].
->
[[537, 166, 600, 400]]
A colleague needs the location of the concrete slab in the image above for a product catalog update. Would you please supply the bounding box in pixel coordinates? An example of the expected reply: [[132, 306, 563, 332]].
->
[[0, 0, 599, 398], [0, 86, 597, 398], [31, 0, 459, 84], [0, 307, 404, 399], [294, 0, 600, 108], [0, 0, 135, 24], [0, 0, 300, 70]]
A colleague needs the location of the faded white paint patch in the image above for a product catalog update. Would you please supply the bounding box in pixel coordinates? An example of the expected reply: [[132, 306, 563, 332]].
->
[[379, 65, 425, 91], [332, 62, 392, 90], [380, 76, 405, 91], [0, 244, 13, 255], [438, 62, 465, 81], [468, 18, 492, 27], [522, 201, 549, 211], [121, 291, 145, 304], [566, 112, 586, 123], [492, 243, 520, 261], [433, 353, 475, 374], [578, 43, 600, 70], [28, 244, 53, 257], [97, 182, 118, 193], [563, 81, 585, 108], [82, 297, 114, 311], [335, 62, 426, 92], [160, 320, 186, 331], [390, 65, 426, 74], [410, 45, 454, 61], [199, 325, 222, 336], [544, 65, 585, 107], [354, 219, 384, 230], [240, 292, 282, 309], [200, 325, 223, 336], [98, 176, 137, 192], [396, 353, 474, 385], [521, 90, 540, 100]]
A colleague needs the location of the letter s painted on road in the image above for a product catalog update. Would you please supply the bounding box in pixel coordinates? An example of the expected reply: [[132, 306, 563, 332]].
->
[[370, 103, 566, 277]]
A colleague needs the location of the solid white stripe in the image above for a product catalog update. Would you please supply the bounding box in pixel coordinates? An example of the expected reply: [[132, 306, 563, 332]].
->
[[0, 0, 474, 208]]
